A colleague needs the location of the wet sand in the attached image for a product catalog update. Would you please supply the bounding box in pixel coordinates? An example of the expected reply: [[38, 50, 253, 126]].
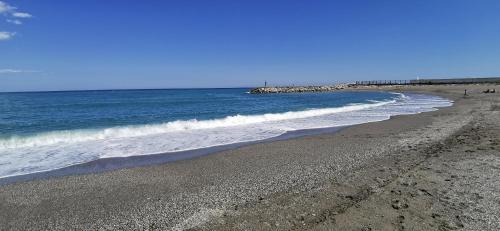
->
[[0, 84, 499, 230]]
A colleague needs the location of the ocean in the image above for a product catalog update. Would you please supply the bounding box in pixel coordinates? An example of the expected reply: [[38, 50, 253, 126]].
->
[[0, 89, 452, 178]]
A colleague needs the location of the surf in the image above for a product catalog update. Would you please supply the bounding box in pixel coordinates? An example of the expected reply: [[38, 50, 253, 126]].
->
[[0, 100, 393, 150], [0, 91, 452, 178]]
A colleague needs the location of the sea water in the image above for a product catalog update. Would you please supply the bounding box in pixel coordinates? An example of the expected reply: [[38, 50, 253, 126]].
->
[[0, 89, 452, 178]]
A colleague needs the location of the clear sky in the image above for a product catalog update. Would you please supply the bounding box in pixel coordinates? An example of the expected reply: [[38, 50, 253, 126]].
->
[[1, 0, 500, 92]]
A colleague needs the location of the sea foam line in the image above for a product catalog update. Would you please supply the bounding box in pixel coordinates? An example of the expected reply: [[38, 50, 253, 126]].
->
[[0, 100, 394, 150]]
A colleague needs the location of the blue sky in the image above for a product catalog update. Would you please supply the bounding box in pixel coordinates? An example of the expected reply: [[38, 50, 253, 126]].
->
[[1, 0, 500, 92]]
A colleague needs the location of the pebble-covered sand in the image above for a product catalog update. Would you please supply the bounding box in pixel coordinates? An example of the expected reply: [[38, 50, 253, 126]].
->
[[0, 84, 499, 230]]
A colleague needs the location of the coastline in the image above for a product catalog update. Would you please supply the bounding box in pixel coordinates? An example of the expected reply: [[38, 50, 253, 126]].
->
[[0, 84, 498, 230], [0, 90, 440, 185], [0, 126, 346, 186]]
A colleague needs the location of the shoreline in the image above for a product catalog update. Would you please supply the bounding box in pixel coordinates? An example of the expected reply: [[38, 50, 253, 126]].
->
[[0, 126, 346, 186], [0, 84, 498, 230], [0, 90, 444, 185]]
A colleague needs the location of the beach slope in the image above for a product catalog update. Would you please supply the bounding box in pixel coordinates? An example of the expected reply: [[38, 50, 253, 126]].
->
[[0, 84, 499, 230]]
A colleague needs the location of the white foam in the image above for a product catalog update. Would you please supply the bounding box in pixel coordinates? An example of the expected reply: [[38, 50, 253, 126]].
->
[[0, 100, 392, 150], [0, 93, 452, 178]]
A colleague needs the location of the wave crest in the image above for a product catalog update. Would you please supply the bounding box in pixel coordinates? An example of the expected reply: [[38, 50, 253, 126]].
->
[[0, 100, 393, 150]]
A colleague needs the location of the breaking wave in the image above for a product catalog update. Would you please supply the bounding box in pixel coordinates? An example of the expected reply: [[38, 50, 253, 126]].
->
[[0, 100, 392, 150], [0, 93, 452, 178]]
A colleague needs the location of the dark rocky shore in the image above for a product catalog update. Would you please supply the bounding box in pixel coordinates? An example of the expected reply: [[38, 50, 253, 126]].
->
[[250, 84, 350, 94]]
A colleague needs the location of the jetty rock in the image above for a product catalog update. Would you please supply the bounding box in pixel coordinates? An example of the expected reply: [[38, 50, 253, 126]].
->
[[249, 84, 350, 94]]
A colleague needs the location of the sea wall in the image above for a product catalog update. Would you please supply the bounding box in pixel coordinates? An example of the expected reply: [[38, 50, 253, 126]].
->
[[250, 84, 349, 94], [409, 77, 500, 85]]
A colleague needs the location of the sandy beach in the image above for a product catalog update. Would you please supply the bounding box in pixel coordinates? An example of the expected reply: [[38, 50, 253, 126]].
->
[[0, 84, 499, 230]]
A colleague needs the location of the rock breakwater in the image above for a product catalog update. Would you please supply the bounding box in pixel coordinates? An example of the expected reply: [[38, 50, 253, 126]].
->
[[250, 84, 349, 94]]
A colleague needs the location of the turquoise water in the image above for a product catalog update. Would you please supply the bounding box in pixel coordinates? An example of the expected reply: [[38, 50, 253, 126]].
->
[[0, 89, 393, 137], [0, 89, 452, 178]]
